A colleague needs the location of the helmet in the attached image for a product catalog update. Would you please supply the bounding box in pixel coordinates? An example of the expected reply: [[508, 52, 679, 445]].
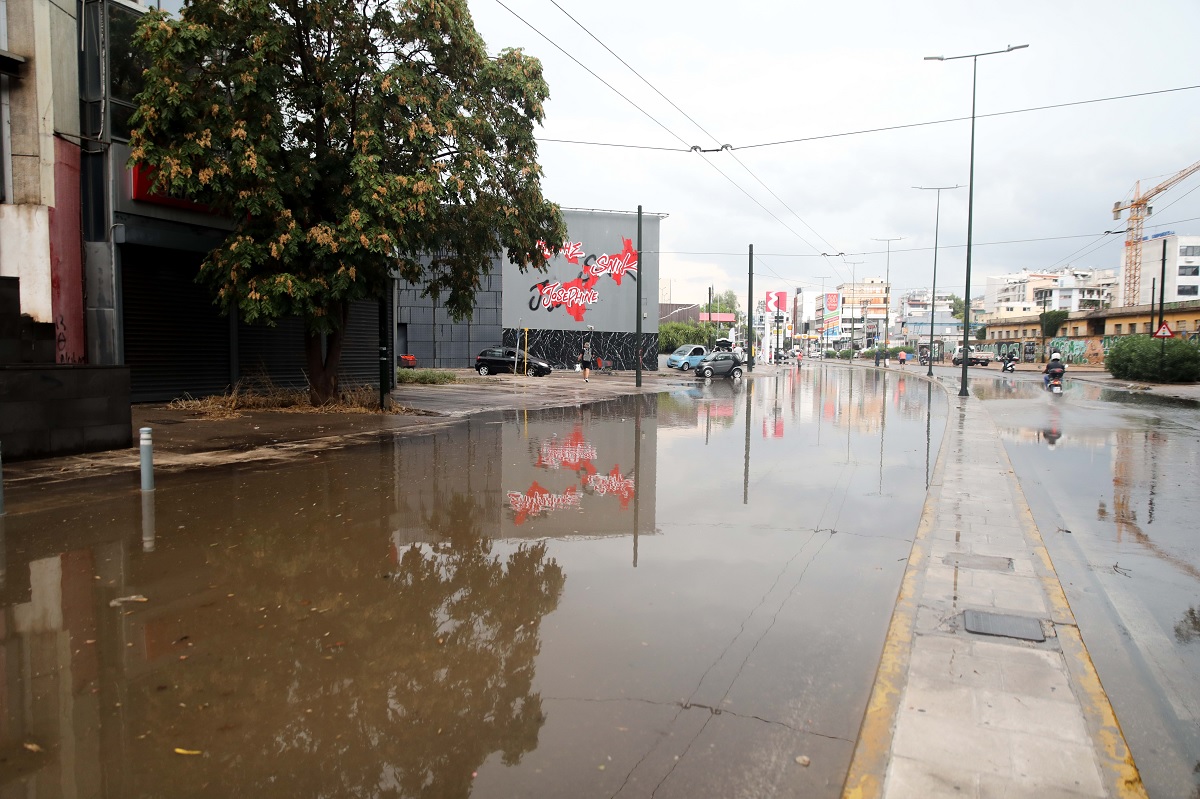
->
[[1050, 353, 1061, 361]]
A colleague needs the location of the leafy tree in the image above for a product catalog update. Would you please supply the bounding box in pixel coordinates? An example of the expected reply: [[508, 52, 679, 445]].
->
[[1039, 310, 1069, 338], [1105, 335, 1200, 382], [948, 294, 965, 320], [974, 326, 987, 341], [129, 0, 565, 404], [703, 290, 743, 324]]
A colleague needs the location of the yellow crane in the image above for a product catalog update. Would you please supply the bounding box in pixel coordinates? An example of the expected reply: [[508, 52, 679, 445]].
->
[[1113, 158, 1200, 307]]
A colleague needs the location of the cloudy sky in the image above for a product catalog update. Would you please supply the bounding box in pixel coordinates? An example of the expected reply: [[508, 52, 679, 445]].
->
[[466, 0, 1200, 315]]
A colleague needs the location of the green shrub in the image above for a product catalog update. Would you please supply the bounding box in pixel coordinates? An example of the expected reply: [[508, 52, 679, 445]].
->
[[1105, 335, 1200, 382], [837, 349, 852, 360], [395, 368, 457, 385]]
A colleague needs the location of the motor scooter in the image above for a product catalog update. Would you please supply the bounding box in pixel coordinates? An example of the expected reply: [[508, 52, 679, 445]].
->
[[1045, 375, 1064, 396], [1001, 356, 1017, 373]]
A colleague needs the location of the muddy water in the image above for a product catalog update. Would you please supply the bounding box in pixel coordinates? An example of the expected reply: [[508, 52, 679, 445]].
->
[[0, 364, 945, 798]]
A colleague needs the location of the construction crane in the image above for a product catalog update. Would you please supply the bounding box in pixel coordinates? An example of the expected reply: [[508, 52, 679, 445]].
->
[[1113, 158, 1200, 307]]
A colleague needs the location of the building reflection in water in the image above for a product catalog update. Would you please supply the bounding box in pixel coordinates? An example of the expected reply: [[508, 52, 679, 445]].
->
[[0, 395, 657, 796]]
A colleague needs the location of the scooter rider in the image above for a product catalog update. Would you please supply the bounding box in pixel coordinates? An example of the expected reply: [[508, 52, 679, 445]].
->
[[1043, 352, 1066, 389]]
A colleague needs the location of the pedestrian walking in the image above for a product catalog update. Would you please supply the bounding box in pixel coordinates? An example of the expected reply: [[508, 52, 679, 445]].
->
[[874, 349, 882, 367], [898, 350, 907, 369], [579, 339, 593, 383]]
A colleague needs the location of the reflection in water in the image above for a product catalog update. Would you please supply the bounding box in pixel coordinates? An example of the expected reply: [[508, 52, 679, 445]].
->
[[0, 378, 946, 798]]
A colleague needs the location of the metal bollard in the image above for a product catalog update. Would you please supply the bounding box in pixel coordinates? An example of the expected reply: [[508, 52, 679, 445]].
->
[[141, 490, 156, 552], [139, 427, 154, 492]]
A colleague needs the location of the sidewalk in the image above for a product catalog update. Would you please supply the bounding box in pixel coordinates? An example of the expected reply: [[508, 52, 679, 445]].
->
[[842, 379, 1148, 799]]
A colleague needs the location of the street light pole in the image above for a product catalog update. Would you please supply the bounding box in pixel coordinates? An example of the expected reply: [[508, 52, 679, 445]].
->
[[872, 237, 903, 354], [914, 185, 962, 376], [926, 44, 1028, 397], [844, 260, 863, 355]]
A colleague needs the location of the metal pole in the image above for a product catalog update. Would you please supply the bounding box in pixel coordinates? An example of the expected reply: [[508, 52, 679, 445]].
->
[[0, 441, 5, 516], [873, 237, 903, 355], [747, 245, 754, 371], [378, 296, 389, 411], [959, 55, 978, 397], [1159, 238, 1167, 328], [929, 196, 940, 376], [915, 185, 960, 376], [139, 427, 154, 492], [636, 205, 643, 387]]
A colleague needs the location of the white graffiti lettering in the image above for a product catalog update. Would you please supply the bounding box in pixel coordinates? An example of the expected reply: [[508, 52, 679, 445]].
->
[[507, 490, 580, 516], [587, 473, 635, 496], [585, 250, 638, 280], [538, 281, 599, 309], [540, 442, 598, 469]]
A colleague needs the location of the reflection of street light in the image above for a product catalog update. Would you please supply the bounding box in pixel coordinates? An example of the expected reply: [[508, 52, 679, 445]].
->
[[914, 185, 962, 376], [926, 43, 1028, 396]]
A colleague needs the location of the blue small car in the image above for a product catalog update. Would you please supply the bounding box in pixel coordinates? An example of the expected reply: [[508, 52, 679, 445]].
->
[[667, 344, 708, 371]]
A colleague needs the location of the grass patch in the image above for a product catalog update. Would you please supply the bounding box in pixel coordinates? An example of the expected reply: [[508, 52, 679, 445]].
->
[[395, 368, 457, 385]]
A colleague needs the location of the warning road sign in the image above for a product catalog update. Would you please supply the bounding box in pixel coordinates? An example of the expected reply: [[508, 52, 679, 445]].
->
[[1152, 322, 1175, 339]]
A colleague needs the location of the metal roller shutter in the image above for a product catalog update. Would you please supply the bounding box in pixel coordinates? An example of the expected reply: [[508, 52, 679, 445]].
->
[[337, 299, 386, 387], [121, 245, 232, 401], [238, 315, 307, 390]]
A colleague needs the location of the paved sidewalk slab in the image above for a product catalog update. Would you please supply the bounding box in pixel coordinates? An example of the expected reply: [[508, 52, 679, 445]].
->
[[843, 390, 1145, 799]]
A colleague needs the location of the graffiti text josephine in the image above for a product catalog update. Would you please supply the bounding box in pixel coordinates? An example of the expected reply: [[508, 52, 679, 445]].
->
[[538, 281, 599, 310]]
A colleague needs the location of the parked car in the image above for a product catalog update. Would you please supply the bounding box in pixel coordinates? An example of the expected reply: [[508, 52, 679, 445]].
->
[[667, 344, 709, 371], [694, 352, 744, 379], [475, 347, 552, 377]]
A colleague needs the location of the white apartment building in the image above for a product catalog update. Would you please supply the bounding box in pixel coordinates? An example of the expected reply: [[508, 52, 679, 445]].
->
[[1033, 267, 1117, 313], [837, 277, 890, 347], [899, 288, 955, 318], [983, 269, 1061, 314], [1119, 233, 1200, 306]]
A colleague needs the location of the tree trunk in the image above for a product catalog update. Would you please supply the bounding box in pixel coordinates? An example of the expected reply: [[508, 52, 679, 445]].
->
[[305, 305, 349, 405]]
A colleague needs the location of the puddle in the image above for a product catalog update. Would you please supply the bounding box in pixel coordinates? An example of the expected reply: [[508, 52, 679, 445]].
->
[[0, 366, 946, 798]]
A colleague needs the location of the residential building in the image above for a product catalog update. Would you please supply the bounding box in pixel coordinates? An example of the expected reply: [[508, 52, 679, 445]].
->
[[1119, 233, 1200, 306], [837, 277, 889, 348], [899, 288, 955, 318]]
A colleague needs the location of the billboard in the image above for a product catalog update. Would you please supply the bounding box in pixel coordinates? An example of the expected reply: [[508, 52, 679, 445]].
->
[[501, 209, 661, 334], [822, 292, 841, 338]]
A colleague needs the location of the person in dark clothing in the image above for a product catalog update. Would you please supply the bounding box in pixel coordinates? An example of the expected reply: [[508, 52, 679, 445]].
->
[[579, 339, 593, 383], [1042, 352, 1066, 388]]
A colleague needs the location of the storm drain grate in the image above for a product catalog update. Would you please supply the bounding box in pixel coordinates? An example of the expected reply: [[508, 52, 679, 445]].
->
[[942, 553, 1013, 572], [963, 610, 1045, 642]]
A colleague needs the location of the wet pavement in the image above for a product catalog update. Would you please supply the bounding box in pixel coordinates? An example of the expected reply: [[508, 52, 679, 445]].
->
[[0, 364, 947, 798], [973, 372, 1200, 799]]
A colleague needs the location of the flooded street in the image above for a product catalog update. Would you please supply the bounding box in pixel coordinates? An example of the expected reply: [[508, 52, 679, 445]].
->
[[1, 365, 945, 798], [975, 373, 1200, 799]]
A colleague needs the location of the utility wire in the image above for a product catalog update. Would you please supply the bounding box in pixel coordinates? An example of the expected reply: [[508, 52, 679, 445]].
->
[[541, 0, 847, 260], [536, 84, 1200, 153], [735, 84, 1200, 151], [491, 0, 691, 148]]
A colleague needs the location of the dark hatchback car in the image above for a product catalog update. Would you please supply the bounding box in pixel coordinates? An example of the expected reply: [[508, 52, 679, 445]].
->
[[694, 352, 744, 379], [475, 347, 553, 377]]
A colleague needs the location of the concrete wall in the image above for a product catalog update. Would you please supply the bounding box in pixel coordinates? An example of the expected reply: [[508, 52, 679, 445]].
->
[[0, 366, 131, 460]]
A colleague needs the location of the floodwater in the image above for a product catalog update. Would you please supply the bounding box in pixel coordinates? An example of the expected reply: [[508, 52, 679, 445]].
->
[[0, 364, 945, 798], [976, 373, 1200, 799]]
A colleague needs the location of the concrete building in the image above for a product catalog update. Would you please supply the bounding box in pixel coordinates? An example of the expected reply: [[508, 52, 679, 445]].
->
[[837, 277, 889, 349], [899, 288, 955, 319], [1032, 267, 1116, 314], [983, 269, 1060, 315], [1119, 233, 1200, 307]]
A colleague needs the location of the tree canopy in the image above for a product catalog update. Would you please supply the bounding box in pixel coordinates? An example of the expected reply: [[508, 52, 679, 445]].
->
[[129, 0, 565, 402]]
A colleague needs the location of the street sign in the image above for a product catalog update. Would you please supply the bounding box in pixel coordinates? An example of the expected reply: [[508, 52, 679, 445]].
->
[[1153, 322, 1175, 339]]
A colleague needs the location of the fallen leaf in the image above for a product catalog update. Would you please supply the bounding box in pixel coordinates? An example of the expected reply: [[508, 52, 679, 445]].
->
[[23, 743, 43, 753], [110, 595, 149, 607], [174, 748, 202, 756]]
